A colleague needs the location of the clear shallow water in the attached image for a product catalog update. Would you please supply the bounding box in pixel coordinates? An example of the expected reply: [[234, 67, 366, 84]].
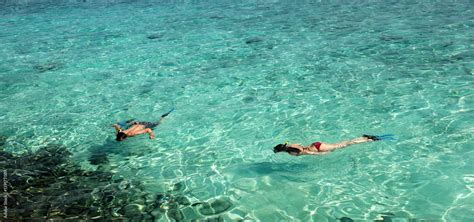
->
[[1, 0, 473, 221]]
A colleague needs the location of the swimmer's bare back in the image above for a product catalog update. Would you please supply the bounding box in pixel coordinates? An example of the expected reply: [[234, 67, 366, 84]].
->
[[114, 123, 155, 139]]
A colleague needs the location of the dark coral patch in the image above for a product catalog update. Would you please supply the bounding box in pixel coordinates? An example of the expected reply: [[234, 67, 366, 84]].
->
[[3, 142, 240, 220], [33, 62, 63, 73]]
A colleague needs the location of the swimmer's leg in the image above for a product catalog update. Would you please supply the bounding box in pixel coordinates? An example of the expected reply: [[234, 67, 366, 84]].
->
[[141, 108, 175, 129], [161, 108, 175, 118], [319, 137, 372, 152], [125, 119, 136, 124]]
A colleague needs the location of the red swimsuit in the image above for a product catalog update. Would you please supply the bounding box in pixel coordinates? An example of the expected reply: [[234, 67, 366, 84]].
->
[[312, 142, 322, 151]]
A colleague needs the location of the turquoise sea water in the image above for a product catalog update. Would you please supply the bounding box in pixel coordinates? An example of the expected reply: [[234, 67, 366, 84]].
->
[[1, 0, 473, 220]]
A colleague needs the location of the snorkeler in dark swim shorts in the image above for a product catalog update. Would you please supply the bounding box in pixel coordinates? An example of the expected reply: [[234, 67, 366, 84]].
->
[[112, 108, 174, 141], [273, 134, 395, 156]]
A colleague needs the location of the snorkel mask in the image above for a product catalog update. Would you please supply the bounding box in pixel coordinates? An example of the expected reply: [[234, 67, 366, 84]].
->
[[273, 141, 289, 153], [116, 131, 128, 141]]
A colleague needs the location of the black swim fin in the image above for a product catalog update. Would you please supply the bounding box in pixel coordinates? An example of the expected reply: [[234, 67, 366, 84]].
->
[[161, 108, 175, 118], [363, 134, 381, 141], [363, 134, 396, 141]]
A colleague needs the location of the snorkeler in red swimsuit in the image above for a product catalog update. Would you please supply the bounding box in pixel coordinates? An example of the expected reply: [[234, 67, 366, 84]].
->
[[273, 135, 391, 156]]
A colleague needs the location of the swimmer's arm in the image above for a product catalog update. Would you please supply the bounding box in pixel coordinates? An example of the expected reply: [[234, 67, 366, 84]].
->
[[287, 145, 303, 156], [289, 152, 300, 156], [112, 124, 121, 132], [157, 115, 168, 125], [146, 128, 156, 139], [134, 128, 156, 139], [307, 151, 328, 155]]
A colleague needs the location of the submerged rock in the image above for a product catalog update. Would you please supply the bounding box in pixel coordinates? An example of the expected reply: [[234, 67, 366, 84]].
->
[[0, 150, 13, 160], [242, 96, 256, 103], [147, 33, 163, 39], [381, 215, 394, 222], [245, 37, 264, 44], [121, 204, 144, 217], [0, 135, 7, 146], [33, 62, 62, 73], [197, 197, 233, 216], [196, 216, 224, 222], [88, 152, 109, 165], [167, 208, 184, 221], [339, 217, 354, 222], [379, 35, 404, 41], [150, 208, 163, 220], [175, 196, 191, 206], [172, 181, 185, 191], [209, 15, 225, 19]]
